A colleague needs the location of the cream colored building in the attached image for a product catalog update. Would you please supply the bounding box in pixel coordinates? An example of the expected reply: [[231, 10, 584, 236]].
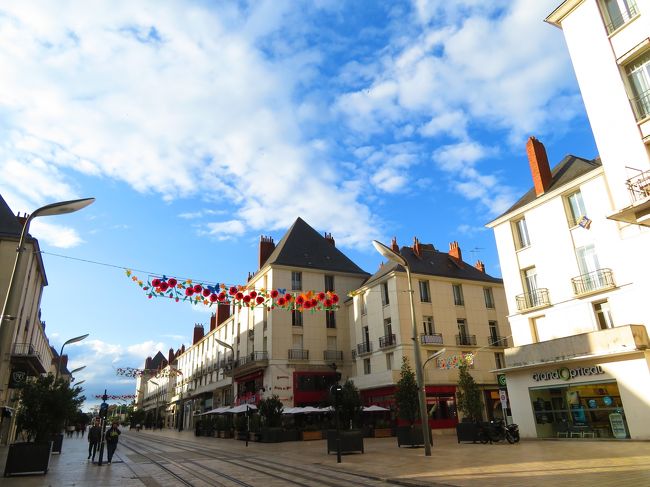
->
[[486, 0, 650, 440], [0, 195, 56, 444], [347, 238, 510, 429]]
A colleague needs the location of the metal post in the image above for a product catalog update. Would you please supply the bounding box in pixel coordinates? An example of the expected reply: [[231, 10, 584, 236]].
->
[[245, 404, 249, 447], [97, 390, 108, 466]]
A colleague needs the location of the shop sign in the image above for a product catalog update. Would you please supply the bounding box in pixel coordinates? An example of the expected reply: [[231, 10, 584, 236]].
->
[[532, 365, 604, 382], [609, 413, 627, 439], [497, 374, 507, 386], [8, 368, 28, 388], [499, 389, 508, 409]]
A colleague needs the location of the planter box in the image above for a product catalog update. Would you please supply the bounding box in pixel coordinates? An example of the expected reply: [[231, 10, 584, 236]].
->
[[261, 427, 283, 443], [249, 432, 261, 442], [301, 430, 322, 441], [51, 434, 64, 454], [396, 426, 430, 447], [219, 430, 233, 439], [326, 430, 364, 454], [373, 428, 393, 438], [281, 429, 301, 442], [4, 442, 52, 477], [456, 422, 480, 443]]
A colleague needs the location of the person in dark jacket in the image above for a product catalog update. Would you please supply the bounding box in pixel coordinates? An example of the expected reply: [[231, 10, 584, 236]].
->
[[105, 422, 121, 464], [87, 418, 101, 461]]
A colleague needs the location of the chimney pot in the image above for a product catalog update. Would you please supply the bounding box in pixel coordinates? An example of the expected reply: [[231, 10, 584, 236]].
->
[[216, 303, 231, 326], [259, 235, 275, 269], [449, 241, 462, 262], [526, 136, 553, 196], [324, 232, 335, 246], [475, 260, 485, 273], [391, 237, 399, 253], [193, 323, 205, 345], [412, 237, 421, 258]]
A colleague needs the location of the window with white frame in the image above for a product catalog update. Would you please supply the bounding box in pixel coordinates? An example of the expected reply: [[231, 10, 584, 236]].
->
[[566, 190, 587, 227], [601, 0, 638, 33], [381, 281, 390, 306], [292, 309, 303, 327], [291, 271, 302, 290], [386, 352, 394, 371], [422, 315, 434, 335], [594, 300, 614, 330], [513, 217, 531, 249], [419, 280, 431, 302], [627, 50, 650, 121], [363, 358, 371, 375], [360, 293, 367, 315], [324, 275, 334, 292], [452, 284, 464, 306], [326, 310, 336, 329], [494, 352, 505, 369], [483, 287, 495, 308]]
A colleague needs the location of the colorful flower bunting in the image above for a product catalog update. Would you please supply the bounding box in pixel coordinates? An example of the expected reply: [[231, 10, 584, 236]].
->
[[126, 270, 339, 312], [116, 367, 183, 378]]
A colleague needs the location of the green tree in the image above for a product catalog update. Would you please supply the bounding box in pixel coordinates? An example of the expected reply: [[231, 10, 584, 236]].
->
[[457, 361, 483, 422], [339, 380, 362, 429], [394, 356, 419, 425], [258, 395, 284, 427], [16, 374, 85, 443], [129, 407, 146, 426]]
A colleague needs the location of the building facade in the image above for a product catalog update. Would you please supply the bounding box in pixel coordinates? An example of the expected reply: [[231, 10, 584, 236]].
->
[[347, 238, 510, 429], [486, 0, 650, 440]]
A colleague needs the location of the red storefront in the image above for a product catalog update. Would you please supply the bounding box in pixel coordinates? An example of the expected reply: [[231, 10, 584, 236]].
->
[[293, 371, 339, 406]]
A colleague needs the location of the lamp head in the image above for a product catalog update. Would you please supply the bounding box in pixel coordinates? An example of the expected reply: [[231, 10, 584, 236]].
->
[[372, 240, 407, 267], [32, 198, 95, 219]]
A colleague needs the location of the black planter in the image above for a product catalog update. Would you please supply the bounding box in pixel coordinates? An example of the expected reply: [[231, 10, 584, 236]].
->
[[456, 422, 481, 443], [51, 433, 64, 454], [4, 442, 52, 477], [326, 430, 364, 454], [261, 427, 283, 443], [396, 426, 430, 447]]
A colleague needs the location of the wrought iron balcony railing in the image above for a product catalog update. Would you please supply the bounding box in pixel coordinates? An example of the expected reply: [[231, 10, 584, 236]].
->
[[379, 334, 396, 349], [288, 349, 309, 360], [456, 334, 477, 346], [236, 351, 268, 367], [626, 169, 650, 203], [12, 342, 40, 358], [516, 288, 551, 311], [420, 333, 443, 345], [571, 268, 615, 296], [488, 336, 508, 347], [605, 1, 638, 33], [356, 341, 373, 356], [323, 350, 343, 361]]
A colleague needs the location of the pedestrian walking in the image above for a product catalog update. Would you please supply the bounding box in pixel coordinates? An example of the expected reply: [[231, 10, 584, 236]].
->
[[81, 423, 86, 438], [105, 421, 121, 464], [87, 418, 101, 461], [67, 424, 75, 438]]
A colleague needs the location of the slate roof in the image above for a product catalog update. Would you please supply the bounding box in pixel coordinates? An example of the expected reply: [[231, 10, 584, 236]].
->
[[364, 243, 502, 288], [0, 194, 23, 238], [261, 217, 370, 276], [497, 155, 602, 218], [150, 351, 168, 370]]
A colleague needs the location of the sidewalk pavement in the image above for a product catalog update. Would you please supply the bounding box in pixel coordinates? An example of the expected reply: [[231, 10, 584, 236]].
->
[[1, 428, 650, 486], [0, 433, 142, 487]]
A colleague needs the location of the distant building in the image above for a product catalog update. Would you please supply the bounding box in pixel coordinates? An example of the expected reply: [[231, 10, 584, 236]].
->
[[347, 238, 510, 428], [486, 1, 650, 440]]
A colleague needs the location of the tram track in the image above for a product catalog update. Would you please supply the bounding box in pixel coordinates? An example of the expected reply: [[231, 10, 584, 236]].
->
[[122, 431, 391, 487]]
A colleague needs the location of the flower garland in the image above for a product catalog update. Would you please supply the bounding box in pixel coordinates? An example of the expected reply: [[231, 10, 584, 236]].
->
[[95, 394, 136, 400], [436, 353, 474, 370], [126, 270, 340, 312], [116, 367, 183, 378]]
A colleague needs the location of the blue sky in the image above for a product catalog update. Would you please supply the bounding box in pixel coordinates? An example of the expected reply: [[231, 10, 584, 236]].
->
[[0, 0, 598, 410]]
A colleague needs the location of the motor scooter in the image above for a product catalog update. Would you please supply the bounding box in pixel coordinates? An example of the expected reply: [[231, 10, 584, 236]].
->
[[479, 419, 520, 444]]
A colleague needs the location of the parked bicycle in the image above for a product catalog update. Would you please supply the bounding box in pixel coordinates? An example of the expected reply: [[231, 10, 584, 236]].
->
[[478, 419, 520, 444]]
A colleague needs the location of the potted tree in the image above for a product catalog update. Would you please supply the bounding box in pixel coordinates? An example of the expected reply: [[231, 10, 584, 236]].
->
[[395, 357, 427, 447], [259, 395, 284, 443], [4, 374, 84, 477], [327, 380, 364, 454], [455, 359, 484, 443]]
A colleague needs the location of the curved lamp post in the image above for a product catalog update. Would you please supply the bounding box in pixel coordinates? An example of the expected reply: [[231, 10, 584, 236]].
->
[[215, 338, 235, 405], [373, 239, 431, 456], [73, 379, 85, 387], [0, 198, 94, 402], [150, 380, 160, 428], [56, 334, 89, 380]]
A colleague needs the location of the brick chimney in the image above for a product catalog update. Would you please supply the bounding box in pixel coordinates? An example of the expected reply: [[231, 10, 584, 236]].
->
[[145, 356, 152, 369], [216, 303, 231, 326], [412, 237, 421, 258], [449, 241, 462, 261], [391, 237, 399, 253], [475, 260, 485, 273], [209, 313, 217, 332], [259, 236, 275, 269], [168, 348, 175, 364], [181, 344, 185, 354], [193, 323, 204, 345], [526, 136, 553, 196], [16, 212, 28, 227], [324, 232, 335, 246]]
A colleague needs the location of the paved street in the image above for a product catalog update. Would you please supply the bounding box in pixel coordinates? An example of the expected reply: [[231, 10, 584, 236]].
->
[[2, 429, 650, 486]]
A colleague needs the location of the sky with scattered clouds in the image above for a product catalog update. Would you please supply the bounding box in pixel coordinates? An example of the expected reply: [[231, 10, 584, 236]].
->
[[0, 0, 598, 410]]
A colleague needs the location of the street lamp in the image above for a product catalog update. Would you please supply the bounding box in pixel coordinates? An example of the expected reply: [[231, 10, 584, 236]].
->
[[150, 380, 160, 429], [70, 365, 86, 377], [0, 198, 94, 401], [56, 334, 89, 380], [74, 380, 85, 387], [373, 239, 432, 456], [215, 338, 234, 406]]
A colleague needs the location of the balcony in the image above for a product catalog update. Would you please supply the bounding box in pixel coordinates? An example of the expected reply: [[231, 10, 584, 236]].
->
[[288, 349, 309, 360], [605, 1, 638, 33], [420, 333, 443, 345], [488, 336, 508, 347], [571, 269, 616, 296], [378, 334, 396, 349], [456, 334, 477, 346], [11, 342, 46, 374], [516, 288, 551, 312], [608, 169, 650, 226], [323, 350, 343, 361], [356, 341, 373, 356], [504, 325, 649, 369], [631, 89, 650, 122], [236, 351, 268, 367]]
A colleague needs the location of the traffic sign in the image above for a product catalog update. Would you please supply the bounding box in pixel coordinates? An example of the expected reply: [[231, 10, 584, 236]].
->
[[499, 389, 508, 409]]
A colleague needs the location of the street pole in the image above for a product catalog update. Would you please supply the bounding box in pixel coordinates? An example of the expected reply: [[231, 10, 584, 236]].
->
[[373, 240, 431, 456], [56, 334, 89, 381], [97, 390, 108, 466]]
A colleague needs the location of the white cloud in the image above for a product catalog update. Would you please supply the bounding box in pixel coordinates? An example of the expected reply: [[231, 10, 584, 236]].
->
[[30, 220, 84, 248]]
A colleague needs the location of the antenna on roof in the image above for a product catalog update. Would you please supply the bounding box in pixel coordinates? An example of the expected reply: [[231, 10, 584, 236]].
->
[[468, 247, 484, 259]]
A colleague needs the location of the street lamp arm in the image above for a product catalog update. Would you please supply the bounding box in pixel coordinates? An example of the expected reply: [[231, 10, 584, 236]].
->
[[422, 348, 447, 371]]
